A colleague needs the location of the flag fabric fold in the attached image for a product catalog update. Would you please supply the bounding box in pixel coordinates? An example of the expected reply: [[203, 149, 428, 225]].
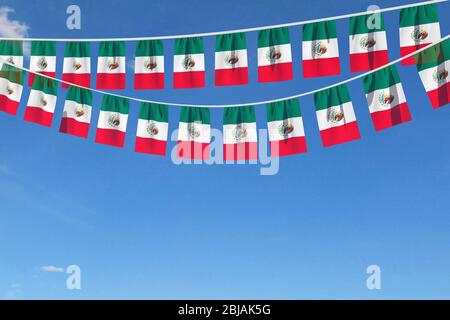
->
[[134, 40, 164, 90], [135, 103, 169, 156], [415, 39, 449, 109], [173, 37, 205, 89], [258, 27, 293, 82], [363, 65, 412, 131], [24, 75, 58, 127], [0, 40, 23, 67], [177, 107, 210, 160], [96, 41, 126, 90], [303, 21, 340, 78], [266, 98, 307, 157], [215, 33, 248, 86], [29, 41, 57, 86], [59, 86, 92, 138], [349, 13, 389, 72], [223, 106, 257, 161], [400, 4, 441, 65], [62, 42, 91, 88], [95, 95, 129, 147], [0, 64, 24, 115], [314, 84, 360, 147]]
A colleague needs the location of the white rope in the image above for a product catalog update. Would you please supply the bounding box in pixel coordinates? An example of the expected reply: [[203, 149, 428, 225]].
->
[[0, 0, 447, 41], [0, 35, 448, 108]]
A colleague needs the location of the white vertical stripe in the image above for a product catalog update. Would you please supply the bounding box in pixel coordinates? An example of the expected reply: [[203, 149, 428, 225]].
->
[[215, 49, 248, 70], [223, 123, 257, 144], [62, 100, 92, 123], [97, 110, 128, 132], [349, 31, 388, 54], [399, 22, 441, 47], [136, 119, 168, 141], [267, 117, 305, 142], [97, 56, 126, 74], [29, 56, 56, 73], [316, 102, 357, 131], [366, 83, 407, 113], [26, 89, 57, 113], [257, 44, 292, 67], [178, 122, 210, 143], [302, 38, 339, 60], [418, 60, 449, 91], [135, 56, 164, 74], [63, 57, 91, 73], [173, 54, 205, 73], [0, 77, 23, 102]]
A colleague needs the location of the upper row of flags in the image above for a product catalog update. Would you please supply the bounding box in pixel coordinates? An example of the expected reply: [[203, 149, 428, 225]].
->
[[0, 4, 443, 90], [0, 39, 448, 160]]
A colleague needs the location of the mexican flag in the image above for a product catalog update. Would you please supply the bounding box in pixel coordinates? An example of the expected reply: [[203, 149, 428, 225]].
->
[[134, 40, 164, 90], [266, 98, 307, 157], [223, 106, 257, 161], [173, 37, 205, 89], [314, 84, 360, 147], [303, 21, 340, 78], [215, 33, 248, 86], [0, 64, 23, 115], [415, 39, 449, 109], [363, 65, 412, 131], [59, 86, 92, 138], [95, 95, 129, 147], [177, 107, 210, 160], [96, 41, 126, 90], [0, 40, 23, 67], [29, 41, 56, 86], [349, 13, 389, 72], [258, 27, 293, 82], [24, 75, 58, 127], [135, 102, 169, 156], [62, 42, 91, 88], [400, 4, 441, 65]]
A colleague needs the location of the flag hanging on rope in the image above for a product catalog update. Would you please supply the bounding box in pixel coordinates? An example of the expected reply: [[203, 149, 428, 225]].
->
[[29, 41, 56, 86], [173, 37, 205, 89], [400, 4, 441, 66], [62, 42, 91, 88], [314, 84, 360, 147], [96, 41, 126, 90], [59, 86, 92, 138], [134, 40, 164, 90], [363, 65, 412, 131], [349, 13, 389, 72], [95, 95, 129, 147], [215, 33, 248, 86], [258, 27, 293, 83], [135, 103, 169, 156], [177, 107, 210, 160], [0, 40, 23, 67], [266, 98, 307, 157], [24, 75, 57, 127], [223, 106, 257, 161], [415, 39, 449, 109], [0, 64, 23, 115], [303, 21, 340, 78]]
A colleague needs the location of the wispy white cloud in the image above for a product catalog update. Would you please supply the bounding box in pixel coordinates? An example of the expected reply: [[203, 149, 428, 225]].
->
[[0, 7, 30, 54], [41, 265, 65, 273]]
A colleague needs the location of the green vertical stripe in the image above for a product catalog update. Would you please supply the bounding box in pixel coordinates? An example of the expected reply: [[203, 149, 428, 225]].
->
[[0, 64, 23, 85], [98, 41, 126, 57], [314, 84, 352, 111], [180, 107, 210, 124], [31, 74, 57, 95], [0, 40, 23, 56], [349, 13, 385, 35], [223, 106, 255, 125], [415, 39, 449, 71], [101, 95, 130, 114], [303, 21, 337, 41], [64, 42, 90, 58], [174, 37, 204, 55], [363, 65, 402, 93], [135, 40, 164, 57], [139, 103, 168, 122], [266, 98, 301, 122], [216, 33, 247, 52], [400, 4, 439, 27], [31, 41, 56, 56], [258, 27, 290, 48], [66, 86, 92, 105]]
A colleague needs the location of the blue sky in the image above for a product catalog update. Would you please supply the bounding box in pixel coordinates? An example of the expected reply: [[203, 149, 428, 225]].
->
[[0, 0, 449, 299]]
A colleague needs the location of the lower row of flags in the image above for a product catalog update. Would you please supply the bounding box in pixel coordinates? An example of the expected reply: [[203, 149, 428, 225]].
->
[[0, 40, 449, 160]]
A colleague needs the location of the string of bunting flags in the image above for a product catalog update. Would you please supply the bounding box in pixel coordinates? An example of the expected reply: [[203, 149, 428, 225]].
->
[[0, 1, 449, 162]]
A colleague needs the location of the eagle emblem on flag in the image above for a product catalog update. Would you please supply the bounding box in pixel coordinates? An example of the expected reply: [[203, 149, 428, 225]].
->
[[411, 28, 429, 42], [266, 47, 282, 63], [378, 92, 395, 106], [146, 121, 159, 136], [313, 41, 328, 57], [182, 55, 196, 70], [74, 104, 85, 117], [108, 113, 121, 128], [360, 36, 377, 50], [144, 57, 158, 71], [73, 61, 83, 71], [6, 84, 14, 95], [433, 69, 448, 84], [327, 107, 345, 124], [187, 123, 201, 139], [40, 94, 48, 107], [232, 124, 248, 142], [225, 53, 239, 66], [6, 56, 15, 65], [108, 59, 120, 71], [278, 121, 294, 137], [36, 57, 48, 70]]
